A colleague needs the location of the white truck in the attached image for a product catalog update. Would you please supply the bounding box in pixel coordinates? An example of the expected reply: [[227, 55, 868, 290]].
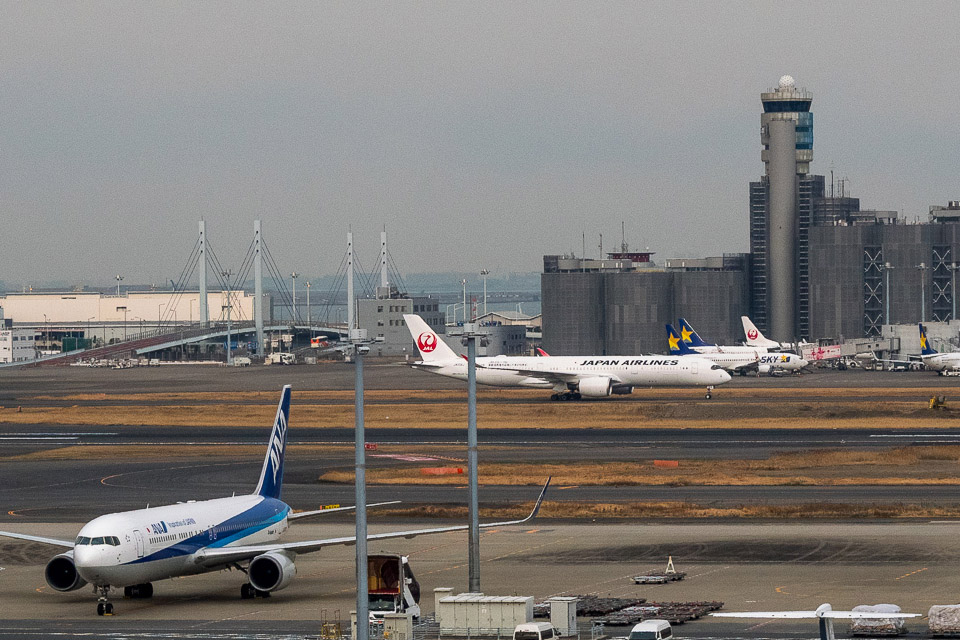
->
[[267, 352, 295, 365], [367, 554, 421, 621]]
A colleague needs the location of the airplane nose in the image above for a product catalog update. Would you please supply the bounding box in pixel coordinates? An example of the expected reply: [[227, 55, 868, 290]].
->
[[719, 370, 732, 383], [798, 359, 809, 368]]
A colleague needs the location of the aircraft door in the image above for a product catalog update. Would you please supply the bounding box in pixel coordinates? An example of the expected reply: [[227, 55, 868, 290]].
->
[[133, 530, 145, 558], [691, 361, 699, 374]]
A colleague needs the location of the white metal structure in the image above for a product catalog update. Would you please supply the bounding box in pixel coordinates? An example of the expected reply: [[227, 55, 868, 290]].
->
[[712, 602, 919, 640], [0, 327, 37, 363], [404, 314, 731, 400], [0, 386, 549, 616]]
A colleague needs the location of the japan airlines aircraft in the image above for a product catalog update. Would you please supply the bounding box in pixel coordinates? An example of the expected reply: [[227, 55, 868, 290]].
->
[[403, 314, 731, 400], [674, 320, 808, 374], [919, 323, 960, 372], [0, 386, 550, 616], [741, 316, 812, 351]]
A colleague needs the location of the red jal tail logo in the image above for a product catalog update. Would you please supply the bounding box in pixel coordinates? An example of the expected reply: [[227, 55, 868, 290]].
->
[[417, 332, 438, 353], [747, 329, 759, 340]]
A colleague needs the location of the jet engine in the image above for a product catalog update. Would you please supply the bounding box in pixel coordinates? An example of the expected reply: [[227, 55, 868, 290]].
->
[[45, 551, 88, 592], [611, 384, 634, 395], [758, 364, 771, 374], [578, 377, 613, 397], [248, 551, 297, 592]]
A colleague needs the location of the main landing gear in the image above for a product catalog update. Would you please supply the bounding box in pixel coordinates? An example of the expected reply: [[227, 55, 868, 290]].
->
[[705, 385, 715, 400], [240, 583, 271, 599], [550, 392, 582, 401], [95, 585, 113, 616]]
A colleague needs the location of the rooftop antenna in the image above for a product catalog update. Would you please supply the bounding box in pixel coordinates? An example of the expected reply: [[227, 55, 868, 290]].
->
[[621, 221, 628, 253], [599, 233, 603, 258]]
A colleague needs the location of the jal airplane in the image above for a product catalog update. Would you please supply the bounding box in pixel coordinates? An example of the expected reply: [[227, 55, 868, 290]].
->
[[741, 316, 812, 351], [403, 314, 731, 400], [919, 323, 960, 372], [0, 386, 550, 616], [675, 319, 808, 374]]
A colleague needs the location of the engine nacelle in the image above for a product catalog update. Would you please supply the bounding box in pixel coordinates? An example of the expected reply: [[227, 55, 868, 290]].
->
[[45, 551, 88, 592], [758, 364, 771, 374], [578, 377, 613, 397], [611, 384, 634, 395], [248, 551, 297, 593]]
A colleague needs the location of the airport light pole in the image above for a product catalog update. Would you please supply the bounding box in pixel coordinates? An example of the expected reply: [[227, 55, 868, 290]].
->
[[461, 323, 487, 593], [460, 279, 467, 323], [884, 262, 894, 326], [87, 316, 95, 347], [916, 263, 928, 323], [222, 270, 233, 365], [115, 275, 123, 297], [951, 263, 960, 321], [480, 269, 490, 317], [306, 281, 311, 327], [351, 328, 371, 640], [291, 272, 299, 323]]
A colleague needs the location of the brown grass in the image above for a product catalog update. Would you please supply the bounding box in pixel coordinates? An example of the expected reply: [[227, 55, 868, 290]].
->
[[318, 446, 960, 487], [383, 501, 960, 520]]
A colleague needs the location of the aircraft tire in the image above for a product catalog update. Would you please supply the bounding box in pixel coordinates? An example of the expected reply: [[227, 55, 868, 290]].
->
[[705, 392, 712, 400], [241, 583, 256, 599], [97, 602, 105, 616], [550, 394, 559, 401], [105, 603, 113, 615], [572, 393, 582, 401]]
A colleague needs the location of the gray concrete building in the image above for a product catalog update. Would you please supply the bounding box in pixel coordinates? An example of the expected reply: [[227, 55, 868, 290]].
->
[[808, 214, 960, 340], [541, 255, 749, 355], [356, 288, 445, 357]]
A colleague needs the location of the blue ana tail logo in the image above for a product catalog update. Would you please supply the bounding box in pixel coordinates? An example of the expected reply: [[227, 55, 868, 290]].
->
[[666, 324, 697, 355], [919, 323, 938, 356], [678, 318, 714, 347], [255, 385, 291, 500]]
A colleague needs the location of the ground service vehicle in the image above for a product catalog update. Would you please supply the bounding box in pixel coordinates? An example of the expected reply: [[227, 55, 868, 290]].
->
[[629, 620, 673, 640], [368, 554, 421, 620], [514, 622, 559, 640]]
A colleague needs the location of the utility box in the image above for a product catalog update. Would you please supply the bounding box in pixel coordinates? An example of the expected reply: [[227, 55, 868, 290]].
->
[[382, 612, 414, 640], [434, 588, 453, 625], [549, 597, 578, 636], [437, 592, 534, 635]]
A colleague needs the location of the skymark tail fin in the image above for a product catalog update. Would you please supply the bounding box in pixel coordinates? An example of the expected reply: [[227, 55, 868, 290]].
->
[[403, 314, 460, 361], [919, 323, 938, 355], [677, 318, 714, 347], [255, 385, 291, 500], [666, 324, 697, 355]]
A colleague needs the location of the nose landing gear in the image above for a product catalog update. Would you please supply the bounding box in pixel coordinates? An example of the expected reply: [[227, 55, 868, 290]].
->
[[549, 392, 582, 401], [95, 585, 114, 616], [705, 385, 715, 400]]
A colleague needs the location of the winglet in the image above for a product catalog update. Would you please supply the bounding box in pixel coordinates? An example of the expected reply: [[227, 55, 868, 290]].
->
[[536, 348, 550, 357], [527, 476, 552, 521]]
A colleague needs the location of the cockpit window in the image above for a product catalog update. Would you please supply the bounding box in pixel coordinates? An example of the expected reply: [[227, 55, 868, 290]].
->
[[75, 536, 120, 545], [710, 364, 723, 370]]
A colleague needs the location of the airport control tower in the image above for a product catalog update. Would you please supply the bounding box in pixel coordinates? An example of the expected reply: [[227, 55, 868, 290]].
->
[[750, 75, 823, 341]]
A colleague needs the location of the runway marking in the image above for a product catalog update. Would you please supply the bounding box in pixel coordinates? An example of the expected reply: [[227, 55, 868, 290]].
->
[[0, 437, 79, 441], [525, 529, 540, 534], [746, 620, 778, 631], [895, 567, 928, 580], [775, 585, 789, 594], [559, 485, 579, 490], [100, 461, 243, 487]]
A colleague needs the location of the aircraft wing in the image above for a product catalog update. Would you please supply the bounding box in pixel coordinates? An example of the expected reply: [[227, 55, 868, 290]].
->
[[288, 500, 401, 521], [713, 611, 920, 620], [193, 478, 550, 568], [0, 530, 75, 548]]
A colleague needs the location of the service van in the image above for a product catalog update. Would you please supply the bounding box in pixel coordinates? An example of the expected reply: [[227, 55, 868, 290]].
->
[[513, 622, 559, 640], [628, 620, 672, 640]]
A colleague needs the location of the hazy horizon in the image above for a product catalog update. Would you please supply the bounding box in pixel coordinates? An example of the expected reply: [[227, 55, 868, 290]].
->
[[3, 2, 959, 285]]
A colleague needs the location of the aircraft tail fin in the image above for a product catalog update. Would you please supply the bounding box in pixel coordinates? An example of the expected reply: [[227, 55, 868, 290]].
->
[[741, 315, 780, 348], [254, 385, 291, 500], [666, 324, 697, 355], [403, 314, 460, 362], [920, 323, 938, 355], [677, 317, 714, 347]]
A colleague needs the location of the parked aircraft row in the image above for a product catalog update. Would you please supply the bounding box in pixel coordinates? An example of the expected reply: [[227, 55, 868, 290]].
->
[[668, 319, 808, 375], [0, 386, 551, 615]]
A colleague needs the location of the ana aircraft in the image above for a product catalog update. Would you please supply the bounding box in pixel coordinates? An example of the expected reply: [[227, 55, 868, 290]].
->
[[674, 319, 808, 374], [403, 314, 731, 400], [0, 386, 550, 616], [919, 323, 960, 372]]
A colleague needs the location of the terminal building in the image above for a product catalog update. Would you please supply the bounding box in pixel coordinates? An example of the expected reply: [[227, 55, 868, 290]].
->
[[541, 253, 749, 355], [356, 286, 445, 357]]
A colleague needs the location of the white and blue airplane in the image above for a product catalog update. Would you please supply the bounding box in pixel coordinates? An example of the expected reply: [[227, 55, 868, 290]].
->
[[0, 386, 550, 616]]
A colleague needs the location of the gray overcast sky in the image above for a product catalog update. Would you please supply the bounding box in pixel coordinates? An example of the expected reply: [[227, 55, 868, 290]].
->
[[2, 2, 959, 286]]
